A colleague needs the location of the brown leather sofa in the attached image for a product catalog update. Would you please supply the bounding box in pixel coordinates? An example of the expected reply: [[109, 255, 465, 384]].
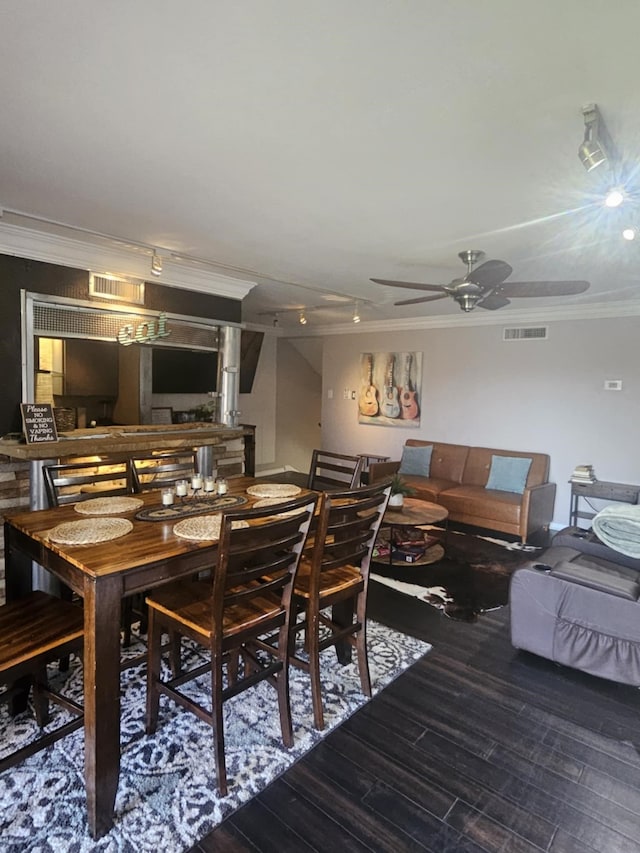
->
[[369, 439, 556, 542]]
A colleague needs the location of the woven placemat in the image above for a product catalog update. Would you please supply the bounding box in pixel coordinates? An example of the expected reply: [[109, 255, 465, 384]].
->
[[247, 483, 302, 499], [74, 496, 144, 515], [48, 517, 133, 545], [173, 514, 250, 541], [252, 497, 306, 518], [136, 494, 247, 522]]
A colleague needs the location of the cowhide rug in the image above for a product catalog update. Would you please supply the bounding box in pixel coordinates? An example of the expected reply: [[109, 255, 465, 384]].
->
[[372, 527, 541, 622]]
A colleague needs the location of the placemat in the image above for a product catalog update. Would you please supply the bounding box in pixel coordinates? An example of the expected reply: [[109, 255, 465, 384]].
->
[[48, 517, 133, 545], [173, 514, 250, 541], [74, 496, 144, 515], [252, 497, 307, 518], [136, 494, 247, 522], [246, 483, 302, 499]]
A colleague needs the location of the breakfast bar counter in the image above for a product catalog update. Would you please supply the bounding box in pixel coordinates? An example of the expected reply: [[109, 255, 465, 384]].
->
[[0, 422, 251, 462]]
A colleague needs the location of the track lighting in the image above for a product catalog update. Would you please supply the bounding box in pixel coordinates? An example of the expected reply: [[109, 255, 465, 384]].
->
[[578, 104, 609, 172], [150, 251, 162, 277], [352, 302, 361, 323], [298, 310, 307, 325]]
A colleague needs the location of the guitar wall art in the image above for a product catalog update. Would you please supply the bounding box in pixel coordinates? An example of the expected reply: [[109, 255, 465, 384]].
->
[[358, 351, 422, 427]]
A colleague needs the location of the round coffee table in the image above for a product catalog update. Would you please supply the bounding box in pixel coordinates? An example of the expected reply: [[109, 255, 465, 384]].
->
[[378, 497, 448, 566]]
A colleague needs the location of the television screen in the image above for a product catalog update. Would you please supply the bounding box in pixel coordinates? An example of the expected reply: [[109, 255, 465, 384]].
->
[[152, 348, 218, 394]]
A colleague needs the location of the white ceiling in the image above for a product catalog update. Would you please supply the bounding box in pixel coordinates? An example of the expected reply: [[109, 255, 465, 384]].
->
[[2, 1, 640, 331]]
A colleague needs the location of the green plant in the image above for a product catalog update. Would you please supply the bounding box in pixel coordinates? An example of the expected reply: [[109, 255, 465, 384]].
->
[[189, 400, 217, 422], [390, 473, 415, 497]]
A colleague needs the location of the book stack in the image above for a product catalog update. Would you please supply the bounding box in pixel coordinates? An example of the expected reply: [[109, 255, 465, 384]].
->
[[570, 464, 596, 484]]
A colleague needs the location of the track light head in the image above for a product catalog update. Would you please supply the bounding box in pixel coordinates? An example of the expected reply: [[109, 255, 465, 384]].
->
[[151, 251, 162, 277], [578, 103, 613, 172], [352, 302, 361, 323], [299, 310, 307, 325]]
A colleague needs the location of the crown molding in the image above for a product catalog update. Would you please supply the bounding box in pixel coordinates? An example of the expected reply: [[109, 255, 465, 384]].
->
[[0, 221, 256, 300], [272, 298, 640, 337]]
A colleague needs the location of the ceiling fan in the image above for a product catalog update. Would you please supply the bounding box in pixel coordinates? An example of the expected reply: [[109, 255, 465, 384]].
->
[[371, 250, 590, 312]]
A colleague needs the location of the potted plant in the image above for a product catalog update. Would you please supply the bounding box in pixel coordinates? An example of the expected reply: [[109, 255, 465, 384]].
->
[[388, 473, 415, 508]]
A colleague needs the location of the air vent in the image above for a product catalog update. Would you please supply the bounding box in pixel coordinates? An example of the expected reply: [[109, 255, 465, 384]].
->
[[89, 272, 145, 305], [503, 326, 548, 341]]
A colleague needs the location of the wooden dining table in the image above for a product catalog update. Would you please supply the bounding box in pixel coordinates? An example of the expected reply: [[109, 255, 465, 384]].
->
[[3, 476, 315, 839]]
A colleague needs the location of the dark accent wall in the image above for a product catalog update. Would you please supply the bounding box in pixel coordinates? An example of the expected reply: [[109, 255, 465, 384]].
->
[[0, 253, 242, 436]]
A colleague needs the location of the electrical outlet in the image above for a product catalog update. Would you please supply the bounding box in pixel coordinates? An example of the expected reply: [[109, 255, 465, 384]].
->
[[604, 379, 622, 391]]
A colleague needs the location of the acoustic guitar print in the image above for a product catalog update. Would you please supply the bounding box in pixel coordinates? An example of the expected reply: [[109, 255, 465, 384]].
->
[[400, 353, 419, 420], [381, 354, 401, 418], [358, 353, 380, 417]]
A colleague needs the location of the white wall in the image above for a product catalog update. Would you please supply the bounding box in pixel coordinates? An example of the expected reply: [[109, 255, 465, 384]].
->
[[274, 339, 322, 472], [237, 331, 277, 467], [234, 332, 322, 474], [319, 316, 640, 528]]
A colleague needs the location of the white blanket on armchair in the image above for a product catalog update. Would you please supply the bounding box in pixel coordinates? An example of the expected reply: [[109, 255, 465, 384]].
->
[[592, 504, 640, 558]]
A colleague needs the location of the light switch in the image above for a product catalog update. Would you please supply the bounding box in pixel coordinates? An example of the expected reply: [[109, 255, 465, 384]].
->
[[604, 379, 622, 391]]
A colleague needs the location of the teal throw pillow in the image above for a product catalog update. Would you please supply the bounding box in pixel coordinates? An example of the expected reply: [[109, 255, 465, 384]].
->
[[398, 444, 432, 477], [485, 455, 532, 494]]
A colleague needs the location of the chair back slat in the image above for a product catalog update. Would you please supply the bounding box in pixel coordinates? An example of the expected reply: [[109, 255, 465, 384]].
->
[[309, 479, 392, 592], [214, 494, 318, 634], [307, 450, 364, 491], [43, 458, 132, 507], [130, 451, 197, 492]]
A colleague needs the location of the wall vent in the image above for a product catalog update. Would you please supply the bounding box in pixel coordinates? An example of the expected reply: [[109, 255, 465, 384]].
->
[[89, 272, 145, 305], [503, 326, 548, 341]]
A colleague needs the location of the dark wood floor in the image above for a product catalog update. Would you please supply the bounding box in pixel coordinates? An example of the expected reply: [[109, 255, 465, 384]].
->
[[188, 579, 640, 853]]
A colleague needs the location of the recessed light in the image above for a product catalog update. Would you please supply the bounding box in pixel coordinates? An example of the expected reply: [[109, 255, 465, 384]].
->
[[622, 227, 636, 241]]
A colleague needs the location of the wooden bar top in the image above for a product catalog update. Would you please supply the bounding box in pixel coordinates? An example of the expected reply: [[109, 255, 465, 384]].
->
[[0, 422, 249, 461]]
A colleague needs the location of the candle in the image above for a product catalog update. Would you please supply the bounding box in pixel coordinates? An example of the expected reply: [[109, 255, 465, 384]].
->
[[216, 477, 228, 495], [161, 488, 175, 506], [204, 477, 215, 492], [175, 480, 188, 496], [191, 474, 203, 490]]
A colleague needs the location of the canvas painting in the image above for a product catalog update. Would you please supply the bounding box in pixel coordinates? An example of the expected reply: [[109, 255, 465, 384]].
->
[[358, 351, 422, 427]]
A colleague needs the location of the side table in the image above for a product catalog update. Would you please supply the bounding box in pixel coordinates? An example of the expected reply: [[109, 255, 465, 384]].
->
[[570, 480, 640, 529], [376, 497, 448, 566]]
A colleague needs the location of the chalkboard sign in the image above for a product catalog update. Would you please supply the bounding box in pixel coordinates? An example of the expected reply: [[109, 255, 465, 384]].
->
[[20, 403, 59, 444]]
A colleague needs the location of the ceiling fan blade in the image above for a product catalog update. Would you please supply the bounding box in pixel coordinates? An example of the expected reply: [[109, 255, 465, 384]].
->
[[371, 278, 445, 293], [467, 259, 513, 288], [478, 293, 511, 310], [394, 293, 448, 306], [499, 280, 590, 298]]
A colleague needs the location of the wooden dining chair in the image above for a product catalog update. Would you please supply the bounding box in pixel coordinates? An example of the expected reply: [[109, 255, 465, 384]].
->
[[290, 477, 392, 730], [145, 492, 318, 795], [0, 591, 83, 772], [130, 450, 197, 492], [307, 449, 364, 491], [42, 457, 145, 649], [43, 457, 132, 507]]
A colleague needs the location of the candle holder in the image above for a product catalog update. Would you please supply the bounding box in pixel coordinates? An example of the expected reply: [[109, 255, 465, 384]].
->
[[175, 479, 189, 501], [161, 488, 175, 507], [190, 474, 203, 499]]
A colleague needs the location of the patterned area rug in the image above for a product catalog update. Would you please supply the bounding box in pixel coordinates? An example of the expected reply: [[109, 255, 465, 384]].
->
[[0, 621, 430, 852], [372, 528, 541, 622]]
